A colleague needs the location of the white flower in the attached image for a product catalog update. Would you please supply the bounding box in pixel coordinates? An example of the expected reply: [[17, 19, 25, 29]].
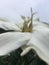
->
[[0, 19, 49, 64]]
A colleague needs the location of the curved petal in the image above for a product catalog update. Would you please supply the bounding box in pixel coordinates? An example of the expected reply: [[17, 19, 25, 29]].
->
[[0, 32, 31, 56], [0, 21, 21, 31], [21, 21, 49, 64], [28, 27, 49, 64]]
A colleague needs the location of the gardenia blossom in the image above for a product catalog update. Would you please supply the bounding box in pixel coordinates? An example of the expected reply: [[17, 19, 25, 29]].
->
[[0, 20, 49, 64]]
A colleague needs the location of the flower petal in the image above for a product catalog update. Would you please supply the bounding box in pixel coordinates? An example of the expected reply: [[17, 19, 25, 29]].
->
[[0, 32, 31, 56], [0, 21, 21, 31], [28, 27, 49, 64], [21, 21, 49, 64]]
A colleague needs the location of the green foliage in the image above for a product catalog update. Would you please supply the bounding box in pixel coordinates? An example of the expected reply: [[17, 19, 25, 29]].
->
[[0, 48, 47, 65]]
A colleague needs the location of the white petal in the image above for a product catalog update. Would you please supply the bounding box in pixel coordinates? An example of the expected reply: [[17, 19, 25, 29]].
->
[[0, 32, 31, 56], [0, 21, 21, 31], [21, 21, 49, 64], [28, 27, 49, 64], [21, 46, 32, 56]]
